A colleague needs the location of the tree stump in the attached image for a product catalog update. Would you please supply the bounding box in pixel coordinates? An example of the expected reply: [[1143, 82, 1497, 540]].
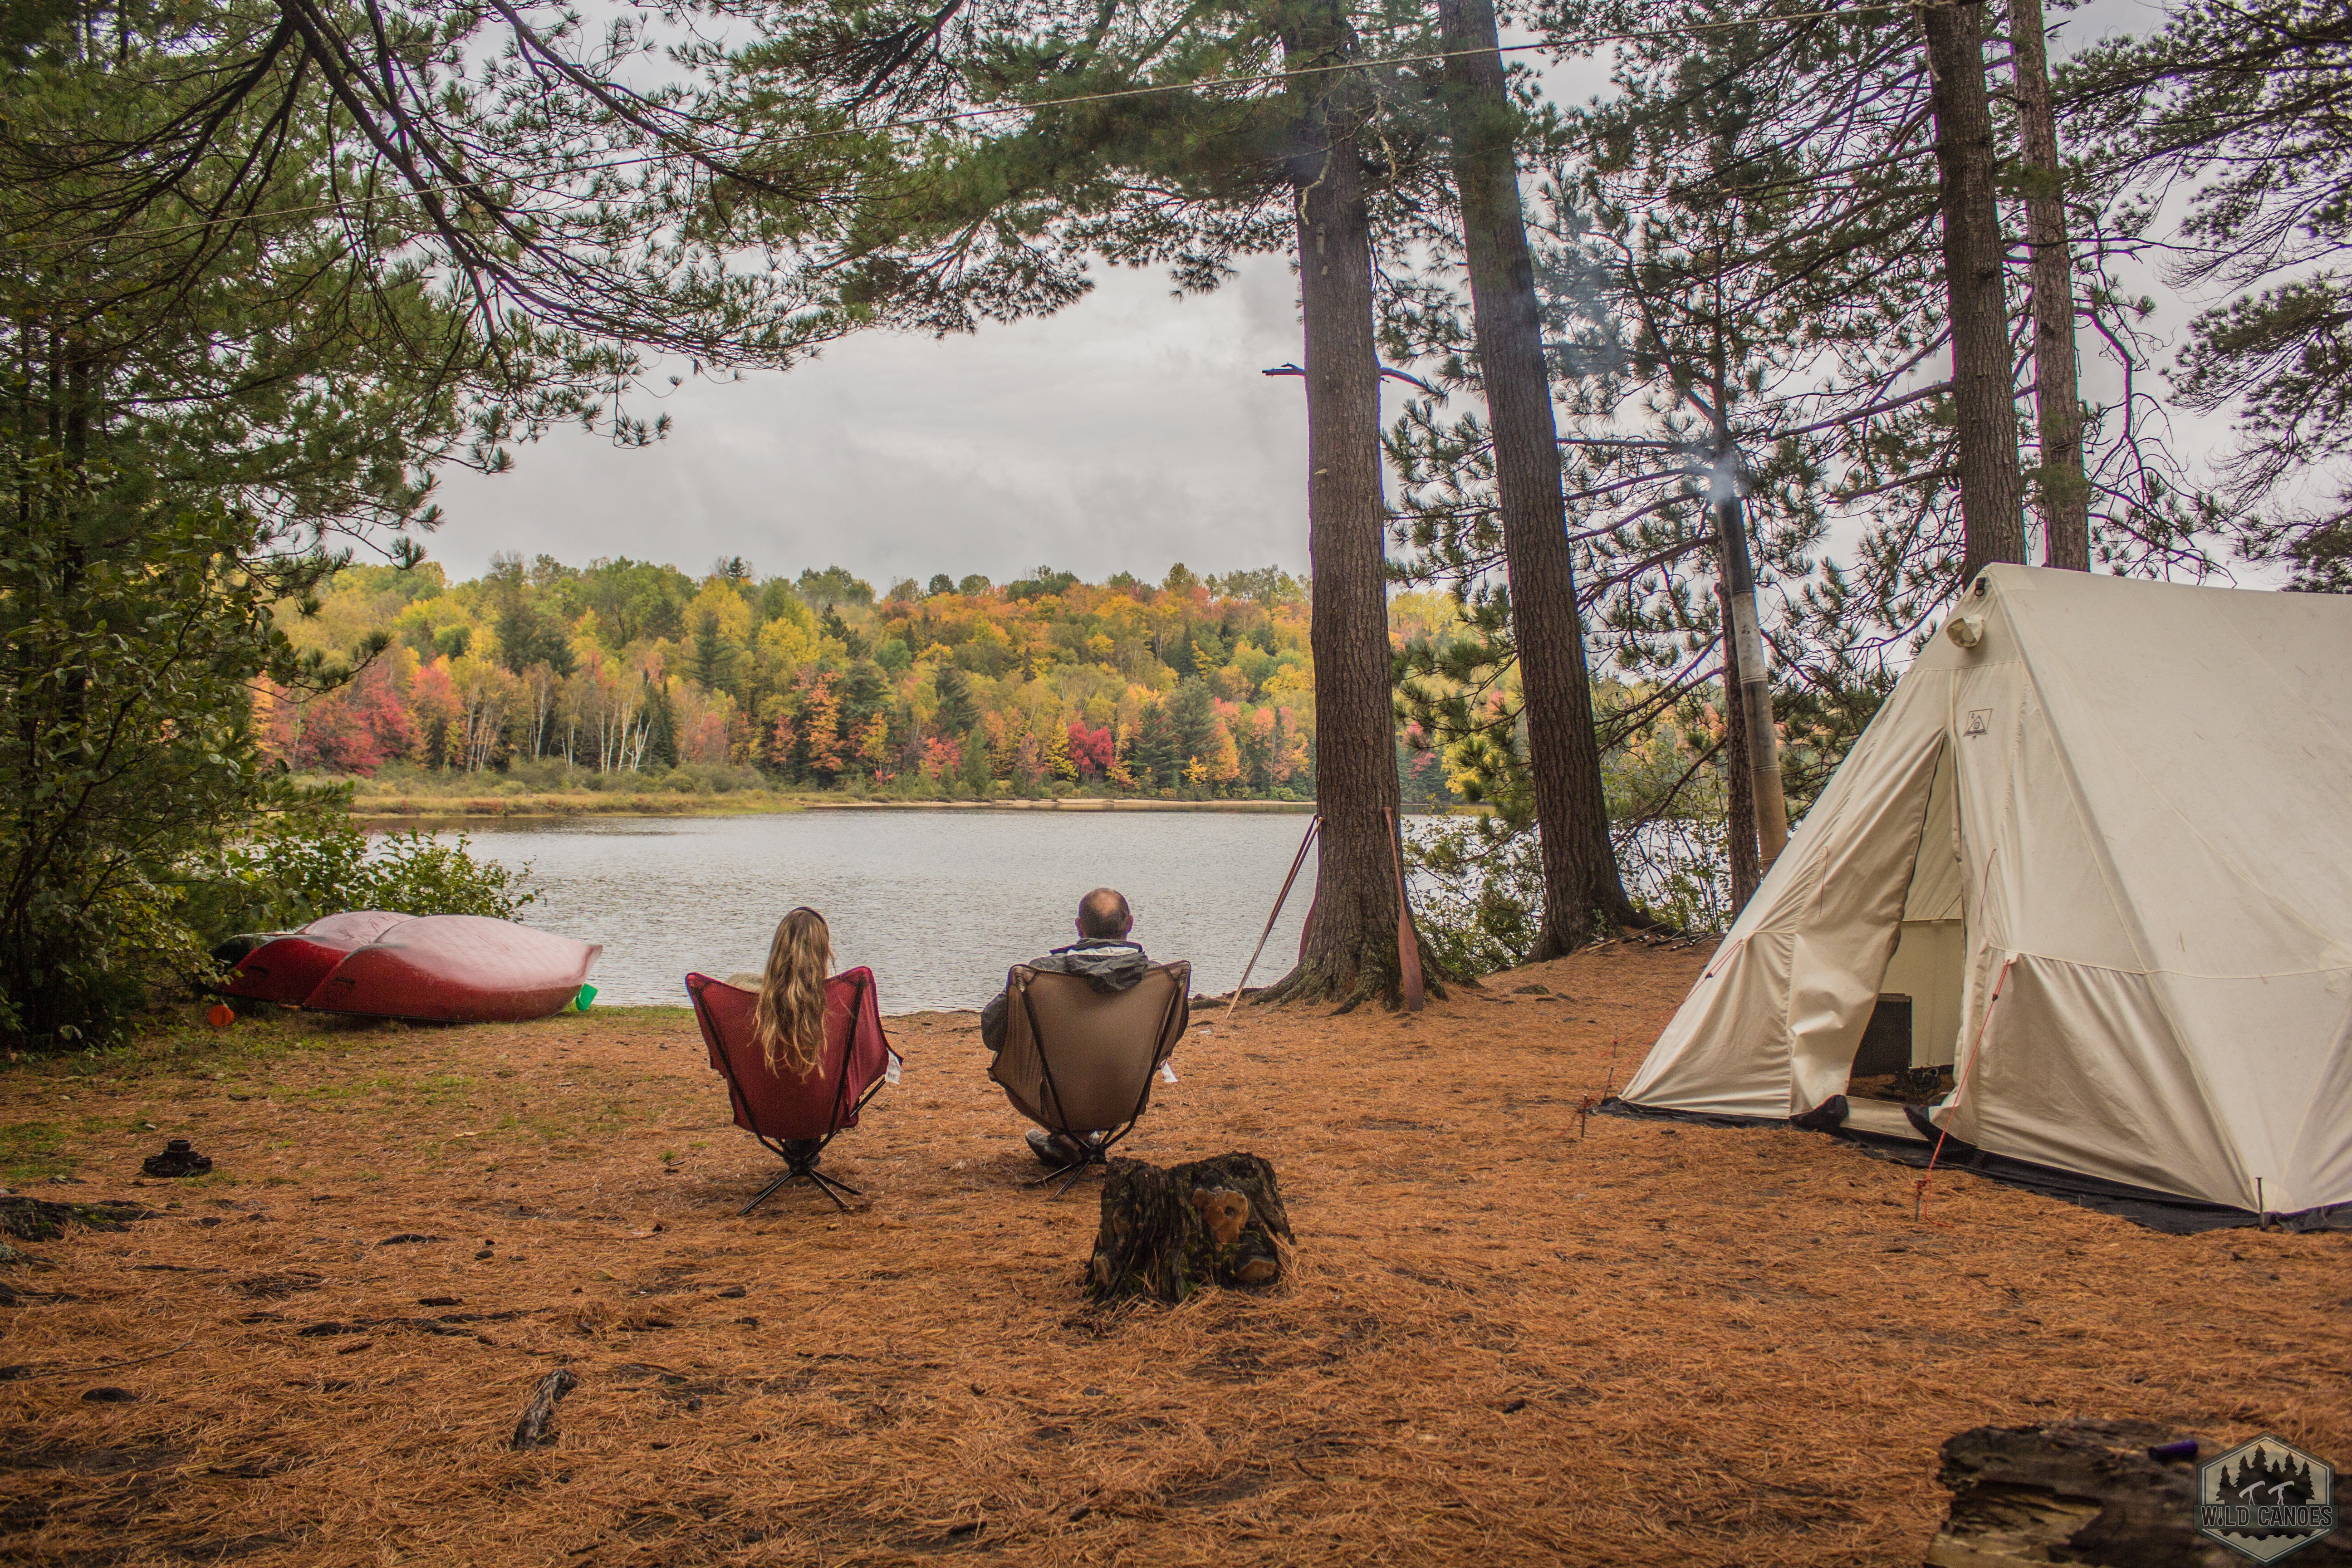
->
[[1086, 1153, 1294, 1304]]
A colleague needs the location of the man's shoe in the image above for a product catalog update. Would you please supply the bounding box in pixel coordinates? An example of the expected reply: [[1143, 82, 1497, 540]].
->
[[1025, 1129, 1087, 1168]]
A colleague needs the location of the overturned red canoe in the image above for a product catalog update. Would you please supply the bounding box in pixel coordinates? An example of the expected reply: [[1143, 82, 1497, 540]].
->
[[214, 912, 418, 1007], [220, 913, 600, 1023]]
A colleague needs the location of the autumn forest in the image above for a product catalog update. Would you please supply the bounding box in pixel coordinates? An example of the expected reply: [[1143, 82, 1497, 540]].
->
[[265, 556, 1470, 804]]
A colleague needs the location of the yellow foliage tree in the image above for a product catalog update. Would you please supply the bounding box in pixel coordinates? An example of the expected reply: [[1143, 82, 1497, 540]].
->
[[1207, 716, 1242, 788]]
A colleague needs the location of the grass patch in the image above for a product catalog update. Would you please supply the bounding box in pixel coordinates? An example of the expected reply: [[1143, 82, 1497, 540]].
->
[[0, 1119, 72, 1182]]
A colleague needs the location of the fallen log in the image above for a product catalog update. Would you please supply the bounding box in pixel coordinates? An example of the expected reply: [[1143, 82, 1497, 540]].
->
[[1924, 1418, 2352, 1566], [1087, 1152, 1293, 1304], [509, 1368, 578, 1450]]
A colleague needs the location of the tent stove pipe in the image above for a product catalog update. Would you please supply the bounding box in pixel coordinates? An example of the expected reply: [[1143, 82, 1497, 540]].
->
[[1715, 472, 1790, 868]]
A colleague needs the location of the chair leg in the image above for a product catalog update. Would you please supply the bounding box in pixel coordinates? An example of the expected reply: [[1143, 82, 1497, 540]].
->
[[1049, 1160, 1098, 1198], [738, 1169, 799, 1218], [805, 1171, 861, 1211]]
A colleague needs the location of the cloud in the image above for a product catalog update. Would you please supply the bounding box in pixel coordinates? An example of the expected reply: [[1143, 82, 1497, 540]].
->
[[427, 255, 1333, 587]]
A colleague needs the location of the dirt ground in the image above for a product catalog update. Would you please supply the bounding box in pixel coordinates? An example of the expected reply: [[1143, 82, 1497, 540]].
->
[[0, 941, 2344, 1567]]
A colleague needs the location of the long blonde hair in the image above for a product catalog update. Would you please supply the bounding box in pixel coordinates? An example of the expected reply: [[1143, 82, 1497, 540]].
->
[[754, 907, 832, 1077]]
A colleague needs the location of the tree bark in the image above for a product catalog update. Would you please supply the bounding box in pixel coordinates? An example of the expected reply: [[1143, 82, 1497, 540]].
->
[[509, 1367, 578, 1450], [1086, 1153, 1294, 1304], [1437, 0, 1642, 955], [1923, 1420, 2288, 1567], [1921, 0, 2028, 581], [1259, 0, 1438, 1008], [2009, 0, 2090, 571], [1715, 586, 1761, 915]]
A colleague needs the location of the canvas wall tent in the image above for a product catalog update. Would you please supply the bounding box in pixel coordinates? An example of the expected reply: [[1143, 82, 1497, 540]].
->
[[1620, 565, 2352, 1218]]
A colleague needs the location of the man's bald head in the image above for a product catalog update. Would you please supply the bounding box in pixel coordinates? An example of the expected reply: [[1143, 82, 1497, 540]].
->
[[1077, 887, 1133, 940]]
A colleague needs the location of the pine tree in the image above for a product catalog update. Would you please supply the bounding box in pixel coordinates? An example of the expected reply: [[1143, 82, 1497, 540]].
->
[[717, 0, 1447, 1004], [1920, 0, 2027, 578], [690, 610, 738, 693], [934, 666, 980, 736], [643, 678, 680, 770], [1429, 0, 1642, 951], [2068, 0, 2352, 588], [1136, 702, 1180, 791]]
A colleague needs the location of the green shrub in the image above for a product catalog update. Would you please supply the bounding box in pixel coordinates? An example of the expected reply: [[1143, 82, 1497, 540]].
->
[[1406, 817, 1545, 979], [188, 787, 533, 942], [0, 492, 304, 1044]]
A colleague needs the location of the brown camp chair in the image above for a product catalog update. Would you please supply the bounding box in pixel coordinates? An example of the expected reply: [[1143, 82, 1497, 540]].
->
[[989, 960, 1190, 1196]]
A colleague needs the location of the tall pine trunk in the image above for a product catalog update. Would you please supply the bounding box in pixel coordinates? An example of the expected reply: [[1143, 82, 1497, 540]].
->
[[1921, 0, 2027, 579], [2010, 0, 2090, 570], [1436, 0, 1642, 953], [1258, 4, 1433, 1008]]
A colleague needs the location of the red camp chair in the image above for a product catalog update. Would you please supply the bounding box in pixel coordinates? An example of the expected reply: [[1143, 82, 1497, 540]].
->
[[685, 969, 901, 1215]]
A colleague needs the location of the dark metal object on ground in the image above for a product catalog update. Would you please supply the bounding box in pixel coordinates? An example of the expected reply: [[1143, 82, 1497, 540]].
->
[[142, 1139, 212, 1178], [1225, 815, 1320, 1027]]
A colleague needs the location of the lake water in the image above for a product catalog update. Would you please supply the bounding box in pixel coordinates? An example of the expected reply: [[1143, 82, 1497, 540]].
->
[[440, 809, 1323, 1012]]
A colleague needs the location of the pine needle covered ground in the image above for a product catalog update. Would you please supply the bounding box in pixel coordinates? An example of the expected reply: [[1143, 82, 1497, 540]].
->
[[0, 943, 2343, 1565]]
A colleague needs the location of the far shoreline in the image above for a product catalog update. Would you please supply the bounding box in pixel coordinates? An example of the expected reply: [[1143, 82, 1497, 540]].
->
[[348, 794, 1396, 824]]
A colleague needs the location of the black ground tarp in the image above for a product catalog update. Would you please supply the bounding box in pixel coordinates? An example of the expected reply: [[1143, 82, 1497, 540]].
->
[[1598, 1096, 2352, 1236]]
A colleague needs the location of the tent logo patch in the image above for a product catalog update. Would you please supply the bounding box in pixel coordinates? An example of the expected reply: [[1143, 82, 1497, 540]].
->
[[2196, 1434, 2337, 1562], [1962, 708, 1991, 738]]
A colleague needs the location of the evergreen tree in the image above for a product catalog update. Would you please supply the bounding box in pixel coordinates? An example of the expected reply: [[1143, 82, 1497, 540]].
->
[[1920, 0, 2027, 578], [1168, 679, 1219, 771], [1428, 0, 1641, 951], [689, 609, 738, 693], [933, 666, 980, 736], [643, 680, 680, 770], [2069, 0, 2352, 588], [0, 0, 863, 1035], [1135, 701, 1180, 790]]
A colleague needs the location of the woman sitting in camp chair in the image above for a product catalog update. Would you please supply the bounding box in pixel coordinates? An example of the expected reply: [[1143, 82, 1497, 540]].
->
[[688, 908, 900, 1215]]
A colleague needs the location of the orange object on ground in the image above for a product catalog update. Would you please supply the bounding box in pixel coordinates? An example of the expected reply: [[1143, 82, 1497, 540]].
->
[[205, 1003, 235, 1029]]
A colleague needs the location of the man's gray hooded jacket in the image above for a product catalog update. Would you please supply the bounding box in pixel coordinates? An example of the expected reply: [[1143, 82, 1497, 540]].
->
[[980, 938, 1152, 1054]]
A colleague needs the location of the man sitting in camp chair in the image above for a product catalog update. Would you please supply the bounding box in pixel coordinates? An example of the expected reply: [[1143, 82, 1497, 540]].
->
[[981, 888, 1189, 1177]]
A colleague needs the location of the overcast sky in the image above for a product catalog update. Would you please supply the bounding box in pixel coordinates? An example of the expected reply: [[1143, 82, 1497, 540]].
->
[[431, 253, 1325, 589], [424, 0, 2212, 591]]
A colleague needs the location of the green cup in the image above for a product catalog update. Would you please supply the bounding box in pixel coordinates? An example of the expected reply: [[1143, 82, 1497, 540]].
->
[[573, 984, 597, 1012]]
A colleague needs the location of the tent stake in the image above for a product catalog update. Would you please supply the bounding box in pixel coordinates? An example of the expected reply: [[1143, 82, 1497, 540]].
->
[[1578, 1039, 1622, 1140], [1917, 954, 2016, 1225]]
